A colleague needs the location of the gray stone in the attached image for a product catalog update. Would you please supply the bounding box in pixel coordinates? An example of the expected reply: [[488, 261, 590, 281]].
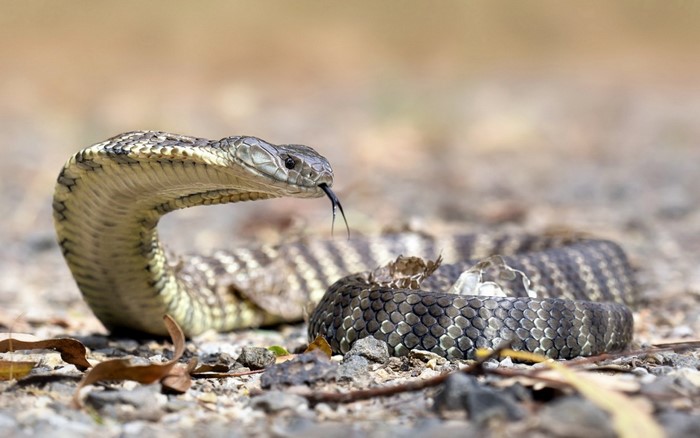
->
[[199, 351, 237, 368], [249, 390, 309, 413], [658, 410, 700, 438], [434, 373, 524, 424], [337, 355, 370, 381], [261, 351, 337, 388], [0, 413, 17, 429], [344, 336, 389, 364], [85, 384, 161, 410], [539, 396, 615, 438], [649, 365, 675, 376], [237, 346, 276, 370], [631, 367, 649, 376], [642, 374, 698, 397]]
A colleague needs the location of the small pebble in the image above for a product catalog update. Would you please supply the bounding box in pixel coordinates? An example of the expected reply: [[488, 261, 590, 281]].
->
[[344, 337, 390, 364], [261, 351, 337, 388], [337, 355, 370, 381], [658, 410, 700, 438], [85, 385, 161, 410], [631, 367, 649, 376], [649, 366, 675, 376], [237, 346, 276, 370], [481, 359, 500, 370], [539, 396, 615, 438], [249, 391, 309, 413], [434, 373, 524, 423]]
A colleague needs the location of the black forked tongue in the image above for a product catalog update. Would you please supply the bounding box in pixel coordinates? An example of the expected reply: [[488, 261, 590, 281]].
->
[[319, 183, 350, 239]]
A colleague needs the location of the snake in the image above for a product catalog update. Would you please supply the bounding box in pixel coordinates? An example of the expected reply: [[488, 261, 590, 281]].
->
[[53, 131, 636, 360]]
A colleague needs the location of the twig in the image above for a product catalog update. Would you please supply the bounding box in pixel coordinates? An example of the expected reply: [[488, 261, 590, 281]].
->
[[301, 344, 510, 404]]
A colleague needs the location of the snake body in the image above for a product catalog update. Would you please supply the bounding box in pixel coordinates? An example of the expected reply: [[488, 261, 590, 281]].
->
[[54, 131, 636, 359]]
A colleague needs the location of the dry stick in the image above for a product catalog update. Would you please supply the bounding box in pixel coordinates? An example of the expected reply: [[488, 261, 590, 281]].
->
[[302, 344, 510, 404], [555, 341, 700, 370]]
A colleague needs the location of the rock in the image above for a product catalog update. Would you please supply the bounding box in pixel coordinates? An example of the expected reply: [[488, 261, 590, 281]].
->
[[237, 346, 276, 370], [261, 351, 337, 388], [641, 373, 699, 397], [337, 355, 370, 381], [498, 356, 514, 368], [249, 390, 309, 413], [502, 382, 531, 403], [631, 367, 649, 376], [434, 373, 524, 424], [539, 396, 615, 438], [163, 398, 196, 413], [481, 359, 500, 370], [658, 410, 700, 438], [85, 384, 161, 410], [0, 413, 17, 429], [344, 337, 389, 364], [25, 415, 95, 438], [199, 352, 237, 368], [649, 366, 675, 376]]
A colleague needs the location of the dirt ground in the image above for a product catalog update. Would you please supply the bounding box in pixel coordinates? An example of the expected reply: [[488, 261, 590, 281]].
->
[[1, 2, 699, 436]]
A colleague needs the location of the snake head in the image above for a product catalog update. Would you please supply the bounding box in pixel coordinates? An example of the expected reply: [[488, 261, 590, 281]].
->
[[229, 136, 348, 236], [231, 136, 334, 196]]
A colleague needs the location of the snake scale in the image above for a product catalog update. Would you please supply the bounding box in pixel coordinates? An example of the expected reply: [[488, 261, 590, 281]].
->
[[53, 131, 636, 359]]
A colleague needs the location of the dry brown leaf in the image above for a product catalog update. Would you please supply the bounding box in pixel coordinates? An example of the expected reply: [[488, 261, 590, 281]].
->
[[0, 334, 91, 371], [274, 354, 297, 364], [72, 314, 186, 407], [0, 360, 36, 380], [162, 358, 197, 394], [305, 335, 332, 358]]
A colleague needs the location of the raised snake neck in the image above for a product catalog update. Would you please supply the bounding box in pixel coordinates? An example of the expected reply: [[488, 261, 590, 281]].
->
[[54, 131, 636, 359]]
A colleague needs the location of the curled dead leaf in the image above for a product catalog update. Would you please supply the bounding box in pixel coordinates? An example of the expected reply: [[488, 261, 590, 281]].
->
[[0, 334, 91, 371], [305, 335, 332, 358], [72, 314, 190, 407], [162, 358, 198, 394]]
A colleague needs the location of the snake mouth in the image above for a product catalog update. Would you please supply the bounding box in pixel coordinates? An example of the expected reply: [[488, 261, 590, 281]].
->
[[319, 183, 350, 238]]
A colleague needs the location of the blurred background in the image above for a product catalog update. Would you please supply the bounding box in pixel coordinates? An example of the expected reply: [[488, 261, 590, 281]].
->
[[0, 1, 698, 336]]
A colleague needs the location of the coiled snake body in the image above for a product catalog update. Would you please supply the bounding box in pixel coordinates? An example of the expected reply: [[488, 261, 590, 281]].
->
[[54, 131, 635, 359]]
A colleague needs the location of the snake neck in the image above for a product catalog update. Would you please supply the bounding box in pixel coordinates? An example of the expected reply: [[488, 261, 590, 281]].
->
[[53, 140, 279, 335]]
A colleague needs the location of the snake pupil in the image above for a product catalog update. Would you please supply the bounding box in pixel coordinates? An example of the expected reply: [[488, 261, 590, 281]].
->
[[284, 157, 296, 169]]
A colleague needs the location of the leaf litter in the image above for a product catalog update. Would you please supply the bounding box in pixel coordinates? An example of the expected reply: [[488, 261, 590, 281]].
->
[[72, 315, 190, 406], [0, 333, 92, 373], [0, 311, 697, 437]]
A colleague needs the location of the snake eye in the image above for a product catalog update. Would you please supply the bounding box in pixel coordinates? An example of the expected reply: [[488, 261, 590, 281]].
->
[[284, 156, 296, 169]]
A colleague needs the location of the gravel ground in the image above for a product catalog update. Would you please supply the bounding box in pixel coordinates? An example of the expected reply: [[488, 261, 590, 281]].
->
[[1, 3, 699, 437]]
